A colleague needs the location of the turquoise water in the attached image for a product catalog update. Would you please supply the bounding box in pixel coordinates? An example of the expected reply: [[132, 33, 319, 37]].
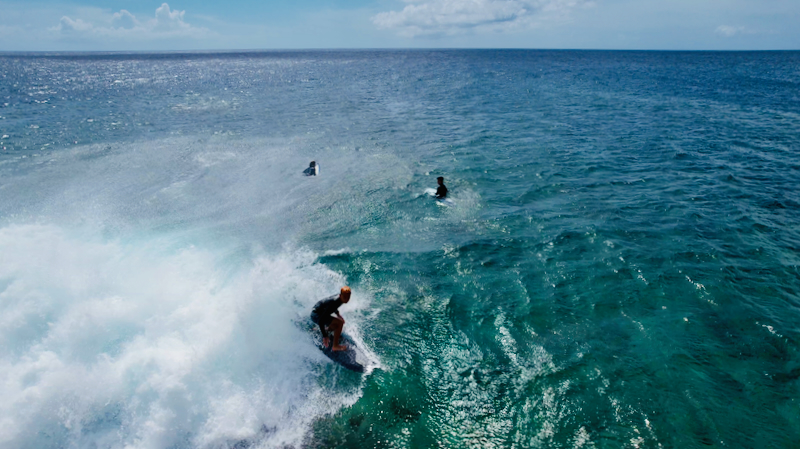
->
[[1, 50, 799, 448]]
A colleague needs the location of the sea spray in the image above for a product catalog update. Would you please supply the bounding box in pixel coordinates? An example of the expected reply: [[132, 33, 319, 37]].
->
[[0, 224, 369, 448]]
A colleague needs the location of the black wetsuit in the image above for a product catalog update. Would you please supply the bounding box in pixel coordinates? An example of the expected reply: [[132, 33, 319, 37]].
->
[[310, 294, 342, 327], [436, 184, 448, 199]]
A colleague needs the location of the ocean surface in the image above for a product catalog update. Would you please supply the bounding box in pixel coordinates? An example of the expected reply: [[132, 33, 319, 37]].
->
[[1, 50, 799, 448]]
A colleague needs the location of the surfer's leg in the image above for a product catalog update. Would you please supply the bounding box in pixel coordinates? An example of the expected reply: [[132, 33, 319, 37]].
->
[[330, 316, 347, 351], [320, 324, 330, 348], [313, 313, 332, 347]]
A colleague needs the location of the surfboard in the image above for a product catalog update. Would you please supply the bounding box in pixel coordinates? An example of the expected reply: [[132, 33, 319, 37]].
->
[[302, 318, 366, 372], [424, 188, 454, 206], [317, 332, 365, 372]]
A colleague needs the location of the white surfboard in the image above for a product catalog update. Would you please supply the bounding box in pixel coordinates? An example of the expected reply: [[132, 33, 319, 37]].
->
[[425, 188, 454, 206]]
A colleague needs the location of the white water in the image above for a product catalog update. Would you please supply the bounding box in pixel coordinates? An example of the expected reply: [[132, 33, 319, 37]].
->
[[0, 135, 398, 448], [0, 223, 371, 448]]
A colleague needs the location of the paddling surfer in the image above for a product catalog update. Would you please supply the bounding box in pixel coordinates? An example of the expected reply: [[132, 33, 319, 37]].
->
[[303, 161, 318, 176], [310, 286, 351, 351]]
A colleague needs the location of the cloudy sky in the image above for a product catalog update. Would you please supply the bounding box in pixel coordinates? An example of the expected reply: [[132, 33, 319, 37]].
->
[[0, 0, 797, 51]]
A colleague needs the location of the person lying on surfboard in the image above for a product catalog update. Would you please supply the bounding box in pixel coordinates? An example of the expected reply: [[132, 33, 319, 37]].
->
[[310, 286, 351, 351]]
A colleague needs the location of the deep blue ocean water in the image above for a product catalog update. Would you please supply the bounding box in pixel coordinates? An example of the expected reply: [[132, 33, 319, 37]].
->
[[0, 50, 799, 448]]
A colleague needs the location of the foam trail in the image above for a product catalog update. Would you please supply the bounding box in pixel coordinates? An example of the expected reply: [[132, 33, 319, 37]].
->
[[0, 224, 366, 449]]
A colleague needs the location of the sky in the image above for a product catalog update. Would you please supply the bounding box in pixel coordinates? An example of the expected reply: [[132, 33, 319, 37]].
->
[[0, 0, 798, 51]]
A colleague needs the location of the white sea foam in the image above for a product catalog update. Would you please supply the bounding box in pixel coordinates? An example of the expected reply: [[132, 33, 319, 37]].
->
[[0, 224, 367, 449]]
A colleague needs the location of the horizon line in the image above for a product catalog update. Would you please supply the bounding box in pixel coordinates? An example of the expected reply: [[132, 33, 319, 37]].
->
[[2, 47, 799, 56]]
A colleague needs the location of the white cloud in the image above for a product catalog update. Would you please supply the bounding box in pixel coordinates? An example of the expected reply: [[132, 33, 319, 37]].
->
[[111, 10, 137, 30], [153, 3, 189, 32], [53, 3, 209, 40], [59, 16, 94, 33], [715, 25, 746, 37], [372, 0, 590, 37]]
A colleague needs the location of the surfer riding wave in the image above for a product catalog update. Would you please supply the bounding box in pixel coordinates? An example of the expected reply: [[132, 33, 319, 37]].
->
[[310, 286, 351, 351]]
